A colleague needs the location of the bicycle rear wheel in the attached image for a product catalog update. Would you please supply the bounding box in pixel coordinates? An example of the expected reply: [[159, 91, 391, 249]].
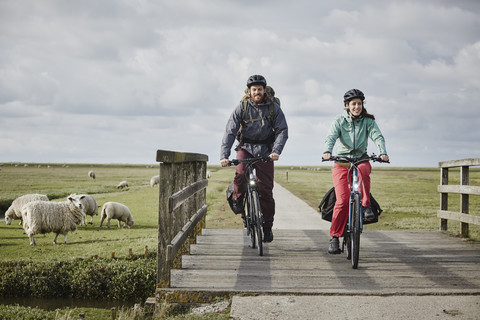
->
[[252, 190, 263, 256], [351, 193, 361, 269]]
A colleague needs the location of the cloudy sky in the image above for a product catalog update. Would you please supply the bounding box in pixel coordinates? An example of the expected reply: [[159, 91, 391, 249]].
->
[[1, 0, 479, 167]]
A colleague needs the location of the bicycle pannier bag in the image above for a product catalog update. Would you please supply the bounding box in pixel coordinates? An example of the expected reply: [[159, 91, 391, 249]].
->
[[226, 182, 235, 213], [318, 187, 383, 225], [318, 187, 336, 222]]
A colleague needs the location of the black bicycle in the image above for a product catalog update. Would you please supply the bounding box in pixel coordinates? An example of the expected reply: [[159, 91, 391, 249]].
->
[[323, 154, 389, 268], [229, 156, 270, 256]]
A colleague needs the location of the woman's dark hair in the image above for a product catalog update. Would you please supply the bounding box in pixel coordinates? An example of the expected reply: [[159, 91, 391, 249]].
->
[[360, 107, 375, 120]]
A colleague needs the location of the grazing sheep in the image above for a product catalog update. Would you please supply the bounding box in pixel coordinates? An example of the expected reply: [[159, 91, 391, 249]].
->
[[207, 171, 212, 179], [100, 202, 134, 228], [5, 194, 49, 226], [117, 181, 128, 189], [21, 194, 86, 246], [150, 175, 159, 187], [72, 194, 98, 225], [88, 170, 96, 180]]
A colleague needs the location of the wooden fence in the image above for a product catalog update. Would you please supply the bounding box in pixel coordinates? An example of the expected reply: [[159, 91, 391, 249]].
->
[[155, 149, 208, 287], [437, 158, 480, 237]]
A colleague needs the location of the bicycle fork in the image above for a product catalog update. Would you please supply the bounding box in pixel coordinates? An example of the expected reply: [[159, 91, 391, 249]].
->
[[248, 169, 265, 226]]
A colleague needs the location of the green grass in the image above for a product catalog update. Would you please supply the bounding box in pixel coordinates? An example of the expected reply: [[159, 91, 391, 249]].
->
[[0, 164, 159, 261], [204, 166, 245, 229]]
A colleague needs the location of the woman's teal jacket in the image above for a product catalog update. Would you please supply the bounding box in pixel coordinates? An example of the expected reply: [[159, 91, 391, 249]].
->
[[324, 109, 387, 158]]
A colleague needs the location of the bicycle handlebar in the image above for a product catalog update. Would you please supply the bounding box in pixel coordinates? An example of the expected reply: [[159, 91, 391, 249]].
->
[[228, 156, 271, 166], [322, 154, 390, 164]]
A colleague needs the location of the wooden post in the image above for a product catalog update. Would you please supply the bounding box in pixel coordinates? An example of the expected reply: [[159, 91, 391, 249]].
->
[[157, 160, 174, 287], [440, 167, 448, 231], [155, 149, 209, 289], [461, 166, 469, 237], [128, 248, 132, 257], [111, 252, 115, 259], [286, 171, 289, 183], [144, 245, 148, 258], [111, 307, 116, 320]]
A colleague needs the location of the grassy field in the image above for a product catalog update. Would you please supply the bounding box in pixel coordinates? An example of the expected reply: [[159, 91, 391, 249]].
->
[[0, 163, 160, 261], [1, 162, 479, 261]]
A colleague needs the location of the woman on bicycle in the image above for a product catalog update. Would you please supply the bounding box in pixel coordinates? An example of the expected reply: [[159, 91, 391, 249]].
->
[[322, 89, 389, 254]]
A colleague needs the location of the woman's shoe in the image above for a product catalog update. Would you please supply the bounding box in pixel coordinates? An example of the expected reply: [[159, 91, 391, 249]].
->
[[328, 236, 341, 254]]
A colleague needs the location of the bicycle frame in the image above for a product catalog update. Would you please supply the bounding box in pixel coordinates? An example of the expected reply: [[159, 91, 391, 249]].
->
[[245, 163, 265, 228], [347, 164, 364, 234]]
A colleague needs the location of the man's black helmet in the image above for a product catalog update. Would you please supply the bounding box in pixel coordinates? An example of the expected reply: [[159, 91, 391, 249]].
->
[[344, 89, 365, 103], [247, 75, 267, 88]]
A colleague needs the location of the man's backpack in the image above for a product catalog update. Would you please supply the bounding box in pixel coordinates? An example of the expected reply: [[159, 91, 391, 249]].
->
[[318, 187, 383, 225]]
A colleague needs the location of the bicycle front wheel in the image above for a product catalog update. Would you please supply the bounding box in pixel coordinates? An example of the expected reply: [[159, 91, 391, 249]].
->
[[351, 193, 361, 269], [252, 190, 263, 256], [246, 190, 256, 249], [344, 233, 351, 260]]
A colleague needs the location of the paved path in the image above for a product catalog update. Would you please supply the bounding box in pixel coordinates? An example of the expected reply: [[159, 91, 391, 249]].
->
[[231, 295, 480, 320], [273, 182, 330, 230]]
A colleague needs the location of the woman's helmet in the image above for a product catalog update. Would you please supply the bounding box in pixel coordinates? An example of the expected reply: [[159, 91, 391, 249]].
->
[[247, 75, 267, 88], [343, 89, 365, 103]]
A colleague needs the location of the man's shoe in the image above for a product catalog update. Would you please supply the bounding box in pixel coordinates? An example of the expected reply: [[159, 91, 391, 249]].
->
[[231, 198, 244, 214], [328, 236, 341, 254], [363, 206, 375, 221], [263, 227, 273, 243]]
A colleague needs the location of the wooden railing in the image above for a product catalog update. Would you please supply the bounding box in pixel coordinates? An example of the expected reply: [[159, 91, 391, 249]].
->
[[437, 158, 480, 238], [155, 149, 208, 287]]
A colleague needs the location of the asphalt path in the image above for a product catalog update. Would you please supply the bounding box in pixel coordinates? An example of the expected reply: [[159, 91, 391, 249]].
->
[[272, 182, 330, 230]]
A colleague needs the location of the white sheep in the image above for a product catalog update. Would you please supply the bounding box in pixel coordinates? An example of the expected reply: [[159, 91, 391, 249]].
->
[[150, 175, 159, 187], [117, 181, 128, 189], [21, 194, 86, 246], [72, 194, 98, 225], [88, 170, 96, 180], [207, 170, 212, 179], [99, 202, 134, 228], [5, 194, 49, 226]]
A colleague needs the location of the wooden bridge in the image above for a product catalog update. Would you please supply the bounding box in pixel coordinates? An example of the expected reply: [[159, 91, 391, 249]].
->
[[165, 228, 479, 297], [152, 152, 480, 305]]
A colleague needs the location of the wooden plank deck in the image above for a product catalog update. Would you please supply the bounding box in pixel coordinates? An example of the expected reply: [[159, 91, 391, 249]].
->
[[157, 228, 480, 302]]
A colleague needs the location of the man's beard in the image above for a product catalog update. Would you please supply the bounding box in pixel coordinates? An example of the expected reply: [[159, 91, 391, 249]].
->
[[252, 93, 265, 103]]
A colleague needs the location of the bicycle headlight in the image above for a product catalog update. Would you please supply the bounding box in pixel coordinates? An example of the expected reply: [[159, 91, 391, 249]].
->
[[249, 173, 256, 186]]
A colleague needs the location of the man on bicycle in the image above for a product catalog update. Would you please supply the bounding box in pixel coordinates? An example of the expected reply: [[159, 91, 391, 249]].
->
[[220, 75, 288, 243]]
